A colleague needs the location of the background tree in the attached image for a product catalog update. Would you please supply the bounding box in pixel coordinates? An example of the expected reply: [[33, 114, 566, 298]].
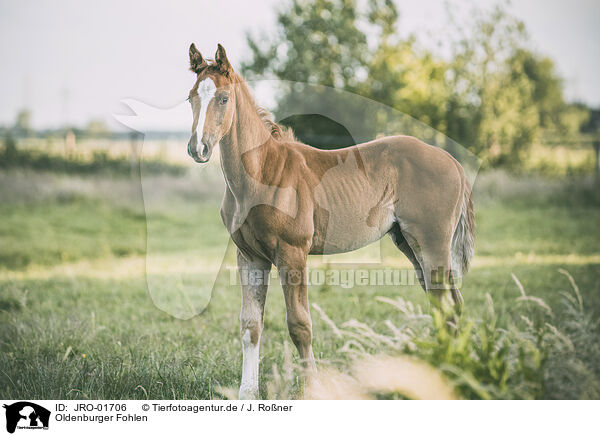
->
[[13, 109, 32, 138], [244, 0, 368, 90], [243, 0, 575, 168]]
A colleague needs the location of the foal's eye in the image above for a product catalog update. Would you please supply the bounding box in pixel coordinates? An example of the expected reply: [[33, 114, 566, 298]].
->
[[219, 96, 229, 105]]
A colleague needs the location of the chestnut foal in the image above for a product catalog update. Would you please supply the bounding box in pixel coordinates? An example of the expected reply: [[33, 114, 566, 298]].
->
[[186, 44, 474, 399]]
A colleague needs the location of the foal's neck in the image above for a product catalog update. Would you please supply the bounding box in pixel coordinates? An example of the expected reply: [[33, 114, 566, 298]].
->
[[219, 81, 272, 192]]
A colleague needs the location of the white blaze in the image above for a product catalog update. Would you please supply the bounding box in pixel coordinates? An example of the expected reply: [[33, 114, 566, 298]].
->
[[191, 78, 217, 155]]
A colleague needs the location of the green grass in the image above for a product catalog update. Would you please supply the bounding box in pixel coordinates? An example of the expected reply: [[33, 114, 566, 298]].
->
[[1, 168, 599, 399], [0, 199, 146, 269]]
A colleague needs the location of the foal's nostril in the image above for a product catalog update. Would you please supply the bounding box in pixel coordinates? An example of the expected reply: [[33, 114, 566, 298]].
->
[[200, 140, 210, 158], [200, 134, 214, 156], [188, 132, 198, 156]]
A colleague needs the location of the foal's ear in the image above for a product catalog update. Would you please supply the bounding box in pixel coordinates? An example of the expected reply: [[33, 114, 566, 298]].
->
[[189, 43, 207, 74], [215, 43, 232, 76]]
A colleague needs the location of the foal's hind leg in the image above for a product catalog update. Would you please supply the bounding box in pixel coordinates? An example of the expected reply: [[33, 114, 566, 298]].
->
[[400, 223, 463, 315], [237, 250, 272, 400], [422, 243, 463, 316], [388, 223, 425, 289]]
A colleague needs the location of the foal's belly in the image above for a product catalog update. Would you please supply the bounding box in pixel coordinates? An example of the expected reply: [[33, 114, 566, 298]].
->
[[310, 203, 395, 255]]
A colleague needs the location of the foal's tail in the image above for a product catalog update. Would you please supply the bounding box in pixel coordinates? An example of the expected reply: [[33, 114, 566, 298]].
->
[[451, 180, 475, 277]]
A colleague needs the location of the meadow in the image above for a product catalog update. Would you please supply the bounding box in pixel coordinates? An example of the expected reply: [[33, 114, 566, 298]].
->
[[0, 140, 599, 400]]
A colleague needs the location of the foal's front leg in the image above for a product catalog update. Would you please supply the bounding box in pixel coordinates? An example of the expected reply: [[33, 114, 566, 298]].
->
[[237, 250, 272, 400], [276, 246, 317, 372]]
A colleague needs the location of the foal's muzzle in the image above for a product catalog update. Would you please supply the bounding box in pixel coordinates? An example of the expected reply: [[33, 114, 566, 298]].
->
[[187, 132, 212, 163]]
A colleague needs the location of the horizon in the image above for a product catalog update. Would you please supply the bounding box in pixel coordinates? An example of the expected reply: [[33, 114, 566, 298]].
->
[[0, 0, 599, 130]]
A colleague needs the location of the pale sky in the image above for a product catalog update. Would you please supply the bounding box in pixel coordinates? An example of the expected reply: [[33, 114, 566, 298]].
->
[[0, 0, 598, 130]]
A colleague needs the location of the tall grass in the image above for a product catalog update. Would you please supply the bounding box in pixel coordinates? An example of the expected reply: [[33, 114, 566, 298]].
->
[[258, 269, 600, 399]]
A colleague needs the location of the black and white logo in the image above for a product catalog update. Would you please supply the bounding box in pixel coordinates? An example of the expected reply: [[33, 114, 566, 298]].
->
[[3, 402, 50, 434]]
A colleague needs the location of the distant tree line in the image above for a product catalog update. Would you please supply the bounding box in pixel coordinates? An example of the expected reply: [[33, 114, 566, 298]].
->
[[242, 0, 595, 168]]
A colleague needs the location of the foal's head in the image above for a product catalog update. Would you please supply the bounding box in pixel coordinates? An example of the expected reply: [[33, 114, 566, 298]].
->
[[187, 43, 236, 163]]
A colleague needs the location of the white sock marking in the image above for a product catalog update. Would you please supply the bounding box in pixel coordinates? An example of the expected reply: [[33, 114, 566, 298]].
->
[[240, 329, 260, 398]]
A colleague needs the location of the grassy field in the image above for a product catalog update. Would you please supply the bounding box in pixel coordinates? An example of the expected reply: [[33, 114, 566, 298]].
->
[[1, 162, 599, 399]]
